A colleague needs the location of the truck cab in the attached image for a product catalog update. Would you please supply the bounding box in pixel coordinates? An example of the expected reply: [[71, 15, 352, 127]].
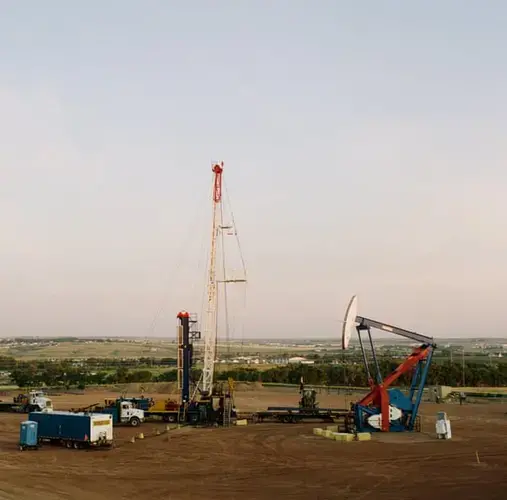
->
[[29, 391, 53, 412], [101, 400, 144, 426], [14, 391, 53, 412], [119, 401, 144, 426]]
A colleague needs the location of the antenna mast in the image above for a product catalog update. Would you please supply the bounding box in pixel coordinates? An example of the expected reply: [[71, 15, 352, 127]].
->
[[202, 162, 224, 393]]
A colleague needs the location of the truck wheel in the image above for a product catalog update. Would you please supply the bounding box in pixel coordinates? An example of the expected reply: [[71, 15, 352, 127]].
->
[[19, 445, 24, 451], [65, 441, 72, 449], [167, 414, 177, 423], [130, 417, 141, 427], [73, 442, 80, 449]]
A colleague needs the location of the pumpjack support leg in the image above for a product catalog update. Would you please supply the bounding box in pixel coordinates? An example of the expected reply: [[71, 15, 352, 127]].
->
[[380, 386, 390, 432]]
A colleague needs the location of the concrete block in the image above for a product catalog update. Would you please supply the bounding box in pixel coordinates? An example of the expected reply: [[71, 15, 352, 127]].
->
[[355, 432, 371, 441], [313, 428, 324, 436], [326, 425, 339, 432], [137, 432, 144, 439], [235, 419, 248, 426], [333, 432, 354, 442], [323, 430, 335, 438]]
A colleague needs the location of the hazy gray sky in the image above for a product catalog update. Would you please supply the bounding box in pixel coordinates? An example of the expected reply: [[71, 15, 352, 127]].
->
[[1, 1, 507, 340]]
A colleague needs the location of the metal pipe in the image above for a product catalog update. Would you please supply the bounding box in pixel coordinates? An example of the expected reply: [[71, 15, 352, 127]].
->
[[367, 328, 383, 385], [356, 327, 373, 385]]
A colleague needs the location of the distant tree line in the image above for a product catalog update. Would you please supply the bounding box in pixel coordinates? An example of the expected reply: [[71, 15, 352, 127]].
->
[[3, 355, 507, 389], [215, 361, 507, 387], [0, 355, 176, 389]]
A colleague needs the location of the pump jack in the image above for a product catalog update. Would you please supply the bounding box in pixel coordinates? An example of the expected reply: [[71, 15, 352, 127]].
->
[[343, 296, 437, 433]]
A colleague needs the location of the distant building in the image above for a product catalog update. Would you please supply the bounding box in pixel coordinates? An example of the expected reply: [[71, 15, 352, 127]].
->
[[288, 356, 306, 363], [288, 356, 314, 364], [269, 357, 289, 365]]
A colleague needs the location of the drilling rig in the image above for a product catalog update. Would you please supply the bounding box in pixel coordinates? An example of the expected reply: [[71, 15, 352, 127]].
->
[[128, 163, 246, 426], [119, 163, 246, 427], [172, 162, 246, 425]]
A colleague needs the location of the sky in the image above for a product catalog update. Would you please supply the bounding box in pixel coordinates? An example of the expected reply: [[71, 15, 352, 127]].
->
[[1, 1, 507, 340]]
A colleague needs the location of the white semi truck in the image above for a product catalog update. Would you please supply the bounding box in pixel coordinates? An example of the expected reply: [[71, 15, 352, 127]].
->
[[0, 390, 53, 413], [72, 399, 144, 427]]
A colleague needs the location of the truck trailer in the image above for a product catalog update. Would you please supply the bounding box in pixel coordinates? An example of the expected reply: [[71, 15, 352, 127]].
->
[[253, 382, 349, 424], [119, 394, 235, 425], [120, 397, 180, 423], [28, 411, 113, 449]]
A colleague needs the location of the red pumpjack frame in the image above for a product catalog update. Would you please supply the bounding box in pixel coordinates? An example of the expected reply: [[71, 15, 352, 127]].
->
[[355, 345, 433, 431]]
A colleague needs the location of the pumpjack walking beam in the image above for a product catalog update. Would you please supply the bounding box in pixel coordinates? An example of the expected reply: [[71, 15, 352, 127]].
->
[[356, 316, 437, 347]]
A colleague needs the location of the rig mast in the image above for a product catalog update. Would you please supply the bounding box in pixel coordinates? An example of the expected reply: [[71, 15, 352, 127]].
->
[[202, 161, 251, 393], [201, 162, 247, 393], [201, 163, 223, 393]]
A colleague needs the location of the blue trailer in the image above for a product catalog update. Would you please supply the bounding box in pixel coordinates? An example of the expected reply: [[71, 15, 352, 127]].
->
[[28, 411, 113, 449]]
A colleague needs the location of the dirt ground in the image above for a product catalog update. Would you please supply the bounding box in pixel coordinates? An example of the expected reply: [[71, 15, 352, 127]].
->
[[0, 388, 506, 500]]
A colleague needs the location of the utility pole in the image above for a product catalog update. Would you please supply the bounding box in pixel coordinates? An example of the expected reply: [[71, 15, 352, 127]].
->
[[461, 348, 466, 387]]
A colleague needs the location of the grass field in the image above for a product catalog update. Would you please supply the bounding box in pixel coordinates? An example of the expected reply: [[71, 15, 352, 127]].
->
[[2, 341, 177, 359], [1, 340, 316, 360]]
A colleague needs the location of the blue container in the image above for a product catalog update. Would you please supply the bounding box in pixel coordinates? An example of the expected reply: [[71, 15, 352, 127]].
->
[[28, 411, 92, 442], [28, 411, 112, 448], [19, 420, 38, 450]]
